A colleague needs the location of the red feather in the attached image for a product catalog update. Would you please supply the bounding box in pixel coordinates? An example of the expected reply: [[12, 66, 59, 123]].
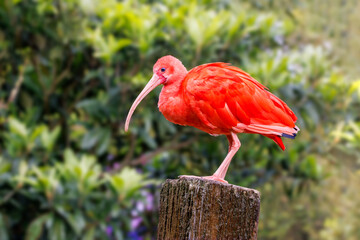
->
[[181, 63, 298, 150]]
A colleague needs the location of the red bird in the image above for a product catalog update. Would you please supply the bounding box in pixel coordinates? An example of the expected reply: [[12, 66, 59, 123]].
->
[[125, 55, 299, 183]]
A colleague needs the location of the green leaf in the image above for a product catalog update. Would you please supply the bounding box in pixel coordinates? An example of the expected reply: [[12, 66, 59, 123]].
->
[[12, 160, 29, 187], [61, 211, 85, 236], [49, 219, 66, 240], [29, 125, 46, 143], [96, 128, 111, 155], [349, 80, 360, 97], [41, 126, 61, 152], [0, 214, 9, 240], [19, 160, 28, 175], [81, 226, 95, 240], [81, 128, 101, 150], [64, 149, 78, 165], [0, 157, 11, 176], [8, 117, 28, 139], [107, 175, 124, 192], [115, 38, 132, 51], [107, 167, 156, 199], [25, 213, 52, 240]]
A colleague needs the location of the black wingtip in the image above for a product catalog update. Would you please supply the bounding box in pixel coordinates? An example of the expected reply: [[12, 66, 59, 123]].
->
[[281, 133, 297, 139]]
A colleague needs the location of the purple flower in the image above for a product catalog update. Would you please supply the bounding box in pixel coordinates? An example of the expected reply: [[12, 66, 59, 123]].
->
[[127, 231, 143, 240], [106, 162, 121, 172], [106, 226, 113, 237], [136, 201, 145, 212], [107, 154, 115, 161], [145, 193, 154, 211], [131, 217, 142, 230]]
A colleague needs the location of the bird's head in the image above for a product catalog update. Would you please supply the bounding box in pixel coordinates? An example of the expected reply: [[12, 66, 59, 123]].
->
[[125, 55, 187, 131]]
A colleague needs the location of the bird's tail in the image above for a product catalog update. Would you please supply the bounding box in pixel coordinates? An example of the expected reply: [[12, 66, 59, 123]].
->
[[267, 125, 300, 151], [235, 123, 300, 150], [269, 135, 285, 151]]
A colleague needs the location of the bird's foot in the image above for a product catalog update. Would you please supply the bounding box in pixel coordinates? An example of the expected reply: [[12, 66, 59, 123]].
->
[[179, 175, 228, 184], [202, 175, 228, 183], [178, 175, 203, 181]]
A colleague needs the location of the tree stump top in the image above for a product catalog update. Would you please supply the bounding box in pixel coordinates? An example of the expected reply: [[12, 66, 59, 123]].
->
[[157, 177, 261, 240]]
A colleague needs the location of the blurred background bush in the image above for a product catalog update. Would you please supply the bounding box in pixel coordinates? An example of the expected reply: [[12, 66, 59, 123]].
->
[[0, 0, 359, 239]]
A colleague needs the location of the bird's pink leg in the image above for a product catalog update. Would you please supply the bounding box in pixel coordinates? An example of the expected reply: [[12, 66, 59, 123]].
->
[[206, 132, 240, 183], [180, 132, 241, 184]]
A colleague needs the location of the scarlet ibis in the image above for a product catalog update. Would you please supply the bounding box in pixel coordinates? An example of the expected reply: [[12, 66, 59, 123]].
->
[[125, 55, 299, 183]]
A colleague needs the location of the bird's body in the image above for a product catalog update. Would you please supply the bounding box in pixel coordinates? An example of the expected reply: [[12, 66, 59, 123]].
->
[[126, 55, 299, 183], [159, 62, 298, 149]]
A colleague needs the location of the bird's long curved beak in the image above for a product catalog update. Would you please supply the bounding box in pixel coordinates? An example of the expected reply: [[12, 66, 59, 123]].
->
[[125, 74, 163, 131]]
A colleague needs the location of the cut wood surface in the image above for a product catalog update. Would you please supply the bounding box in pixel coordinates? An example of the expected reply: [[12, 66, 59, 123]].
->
[[157, 177, 260, 240]]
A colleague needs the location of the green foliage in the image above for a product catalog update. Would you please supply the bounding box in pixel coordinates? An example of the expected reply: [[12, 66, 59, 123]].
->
[[107, 167, 156, 201], [1, 148, 151, 239], [0, 0, 359, 239]]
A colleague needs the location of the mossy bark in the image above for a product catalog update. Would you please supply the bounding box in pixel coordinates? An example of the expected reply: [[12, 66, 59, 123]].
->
[[157, 177, 260, 240]]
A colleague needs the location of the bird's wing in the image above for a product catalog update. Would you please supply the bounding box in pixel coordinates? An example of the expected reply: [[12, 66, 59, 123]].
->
[[182, 63, 298, 140]]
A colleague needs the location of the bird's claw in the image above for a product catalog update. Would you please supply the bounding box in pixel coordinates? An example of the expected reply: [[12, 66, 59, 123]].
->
[[202, 175, 228, 183], [179, 175, 228, 184]]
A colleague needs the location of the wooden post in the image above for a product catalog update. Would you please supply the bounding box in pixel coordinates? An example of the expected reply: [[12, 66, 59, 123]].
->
[[157, 177, 260, 240]]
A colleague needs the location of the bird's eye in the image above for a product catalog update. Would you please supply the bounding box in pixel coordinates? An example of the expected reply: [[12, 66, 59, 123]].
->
[[160, 68, 166, 72]]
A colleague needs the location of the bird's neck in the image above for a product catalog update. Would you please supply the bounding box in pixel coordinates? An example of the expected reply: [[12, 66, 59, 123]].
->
[[158, 71, 192, 126]]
